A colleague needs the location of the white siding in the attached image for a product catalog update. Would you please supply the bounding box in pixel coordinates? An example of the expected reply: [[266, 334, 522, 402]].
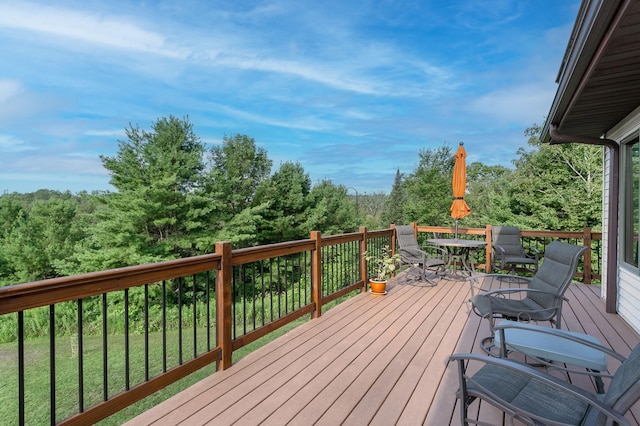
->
[[607, 106, 640, 334], [618, 267, 640, 334]]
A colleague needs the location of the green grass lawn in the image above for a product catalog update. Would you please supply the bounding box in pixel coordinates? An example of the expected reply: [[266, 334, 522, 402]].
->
[[0, 317, 309, 425]]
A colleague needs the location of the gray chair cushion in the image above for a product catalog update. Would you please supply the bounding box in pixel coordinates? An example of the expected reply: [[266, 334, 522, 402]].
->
[[469, 364, 589, 425], [527, 241, 585, 308]]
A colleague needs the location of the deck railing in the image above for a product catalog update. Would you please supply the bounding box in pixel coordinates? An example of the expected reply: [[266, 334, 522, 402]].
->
[[0, 225, 601, 425], [0, 227, 393, 425]]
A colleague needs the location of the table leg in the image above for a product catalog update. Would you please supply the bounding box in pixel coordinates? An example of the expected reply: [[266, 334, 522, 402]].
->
[[444, 247, 472, 278], [461, 247, 477, 275]]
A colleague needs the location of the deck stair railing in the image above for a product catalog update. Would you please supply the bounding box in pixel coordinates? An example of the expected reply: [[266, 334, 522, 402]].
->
[[0, 225, 601, 425]]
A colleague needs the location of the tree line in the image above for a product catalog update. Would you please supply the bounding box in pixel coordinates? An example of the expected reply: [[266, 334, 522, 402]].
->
[[0, 117, 603, 286]]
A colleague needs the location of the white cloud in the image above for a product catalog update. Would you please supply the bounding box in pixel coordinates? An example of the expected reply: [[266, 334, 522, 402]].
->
[[85, 129, 126, 138], [0, 134, 36, 153], [466, 84, 556, 125], [0, 2, 186, 58], [210, 102, 334, 132], [213, 54, 384, 96], [0, 79, 22, 102]]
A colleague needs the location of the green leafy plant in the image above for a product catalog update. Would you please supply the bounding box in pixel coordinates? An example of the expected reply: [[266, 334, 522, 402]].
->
[[363, 246, 401, 281]]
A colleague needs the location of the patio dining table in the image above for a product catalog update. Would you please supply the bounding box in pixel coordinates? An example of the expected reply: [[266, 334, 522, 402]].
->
[[427, 238, 486, 277]]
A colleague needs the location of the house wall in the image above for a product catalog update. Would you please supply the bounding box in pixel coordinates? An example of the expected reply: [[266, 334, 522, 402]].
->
[[606, 106, 640, 334], [619, 267, 640, 332]]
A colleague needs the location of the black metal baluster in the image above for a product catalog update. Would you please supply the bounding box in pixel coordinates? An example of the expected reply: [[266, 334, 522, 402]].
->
[[305, 251, 309, 303], [50, 305, 56, 425], [284, 257, 290, 313], [178, 277, 183, 365], [246, 265, 250, 334], [277, 258, 282, 318], [289, 256, 294, 312], [192, 275, 197, 358], [162, 280, 167, 372], [232, 270, 237, 339], [260, 261, 265, 327], [297, 253, 302, 307], [124, 289, 130, 390], [331, 245, 336, 294], [18, 311, 24, 425], [269, 258, 274, 322], [251, 263, 256, 331], [242, 265, 247, 335], [77, 299, 84, 412], [206, 271, 211, 351], [145, 284, 149, 381], [102, 294, 108, 401], [352, 241, 356, 283]]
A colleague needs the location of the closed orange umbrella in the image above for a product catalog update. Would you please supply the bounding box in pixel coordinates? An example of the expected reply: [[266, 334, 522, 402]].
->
[[450, 142, 470, 237]]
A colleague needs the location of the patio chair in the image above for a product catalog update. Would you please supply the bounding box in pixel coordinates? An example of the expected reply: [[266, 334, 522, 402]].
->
[[470, 240, 587, 350], [450, 342, 640, 425], [394, 225, 446, 285], [491, 225, 539, 274]]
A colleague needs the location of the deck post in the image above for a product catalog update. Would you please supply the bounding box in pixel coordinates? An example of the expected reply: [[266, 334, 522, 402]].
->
[[311, 231, 322, 318], [486, 224, 492, 273], [216, 241, 233, 370], [360, 226, 368, 293], [583, 227, 592, 284]]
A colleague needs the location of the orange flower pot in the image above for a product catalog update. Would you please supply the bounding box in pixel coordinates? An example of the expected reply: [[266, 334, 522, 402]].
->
[[369, 279, 387, 295]]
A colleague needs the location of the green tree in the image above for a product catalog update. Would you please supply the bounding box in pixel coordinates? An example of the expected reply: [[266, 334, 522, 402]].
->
[[0, 193, 25, 281], [381, 169, 407, 226], [208, 134, 272, 218], [403, 144, 455, 227], [357, 192, 388, 230], [304, 180, 357, 235], [465, 162, 514, 228], [509, 125, 603, 230], [2, 198, 80, 283], [73, 116, 213, 271], [255, 161, 311, 243], [206, 134, 272, 248]]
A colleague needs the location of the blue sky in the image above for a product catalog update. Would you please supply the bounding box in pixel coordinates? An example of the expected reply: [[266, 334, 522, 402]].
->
[[0, 0, 580, 195]]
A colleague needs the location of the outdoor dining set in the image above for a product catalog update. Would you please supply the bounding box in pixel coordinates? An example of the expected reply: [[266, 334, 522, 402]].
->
[[394, 223, 640, 425]]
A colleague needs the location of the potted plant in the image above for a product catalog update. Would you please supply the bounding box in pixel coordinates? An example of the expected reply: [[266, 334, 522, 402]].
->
[[363, 246, 401, 295]]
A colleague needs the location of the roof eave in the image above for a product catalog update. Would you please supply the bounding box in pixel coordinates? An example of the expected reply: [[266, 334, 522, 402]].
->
[[541, 0, 624, 143]]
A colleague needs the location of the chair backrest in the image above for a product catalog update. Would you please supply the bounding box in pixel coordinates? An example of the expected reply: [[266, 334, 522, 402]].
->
[[395, 225, 419, 251], [492, 226, 526, 257], [527, 241, 587, 308], [583, 343, 640, 424]]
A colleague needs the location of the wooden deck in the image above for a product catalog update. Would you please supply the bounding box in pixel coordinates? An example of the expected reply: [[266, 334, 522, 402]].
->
[[126, 272, 640, 425]]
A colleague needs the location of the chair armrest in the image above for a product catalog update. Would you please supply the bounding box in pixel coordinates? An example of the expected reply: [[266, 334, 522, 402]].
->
[[475, 273, 532, 284], [465, 273, 531, 297], [449, 353, 630, 426], [492, 245, 507, 268], [420, 245, 448, 258], [493, 245, 507, 255], [481, 287, 565, 301], [399, 247, 424, 260], [466, 274, 489, 297], [525, 247, 540, 260], [470, 288, 567, 322]]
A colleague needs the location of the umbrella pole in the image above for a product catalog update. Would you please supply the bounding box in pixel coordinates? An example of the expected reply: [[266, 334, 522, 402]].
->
[[455, 219, 459, 239]]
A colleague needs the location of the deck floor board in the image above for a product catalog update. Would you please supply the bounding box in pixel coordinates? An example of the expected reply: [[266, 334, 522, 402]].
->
[[126, 273, 640, 426]]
